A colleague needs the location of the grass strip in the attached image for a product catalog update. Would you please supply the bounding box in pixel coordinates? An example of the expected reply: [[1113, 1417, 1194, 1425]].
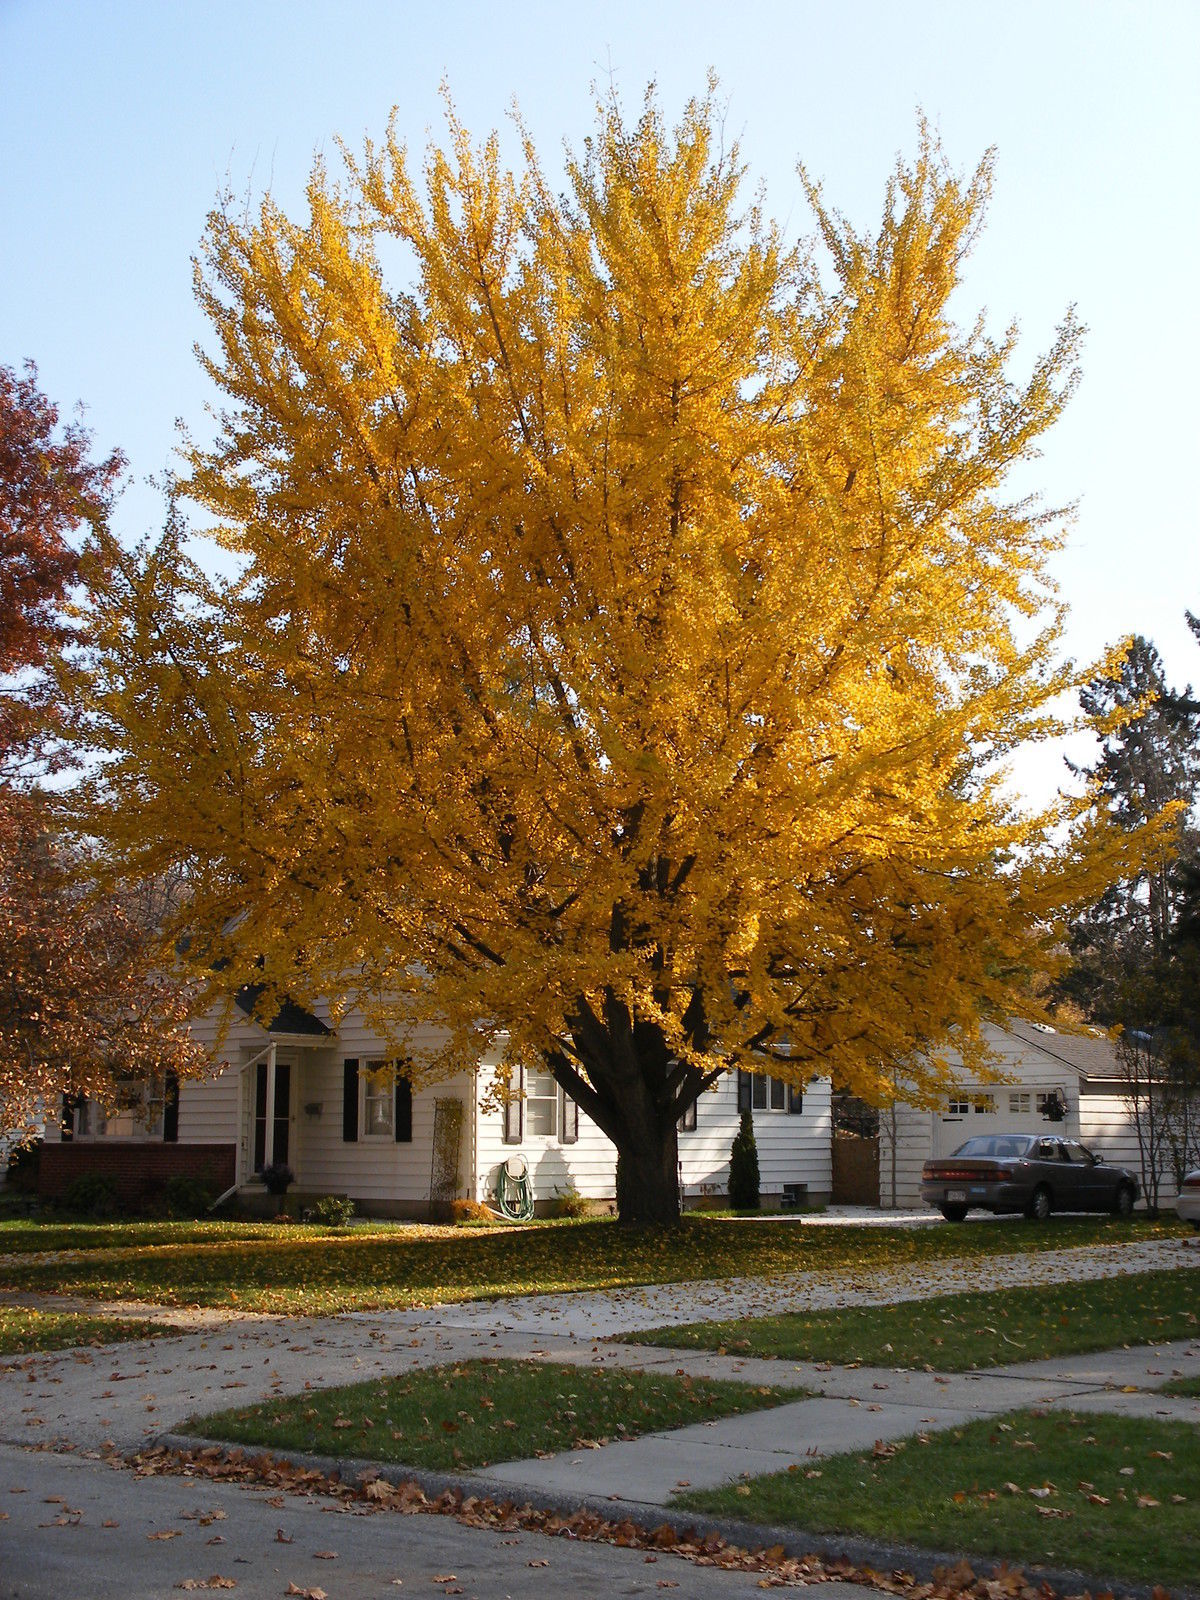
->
[[678, 1408, 1200, 1590], [186, 1358, 808, 1471], [0, 1214, 1181, 1316], [1162, 1374, 1200, 1396], [628, 1265, 1200, 1370], [0, 1305, 172, 1355]]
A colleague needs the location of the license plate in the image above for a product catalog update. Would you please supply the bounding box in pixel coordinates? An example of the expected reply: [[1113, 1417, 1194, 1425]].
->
[[947, 1189, 967, 1202]]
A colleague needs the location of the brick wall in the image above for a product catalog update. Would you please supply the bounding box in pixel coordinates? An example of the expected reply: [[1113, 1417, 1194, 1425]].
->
[[38, 1143, 236, 1204]]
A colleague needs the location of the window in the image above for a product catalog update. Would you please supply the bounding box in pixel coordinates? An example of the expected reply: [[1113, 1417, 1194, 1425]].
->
[[947, 1095, 969, 1115], [738, 1071, 804, 1114], [362, 1063, 394, 1137], [525, 1069, 558, 1137], [677, 1098, 697, 1133], [972, 1093, 996, 1114], [72, 1078, 166, 1140], [1009, 1091, 1031, 1114], [501, 1065, 577, 1144], [346, 1060, 413, 1144]]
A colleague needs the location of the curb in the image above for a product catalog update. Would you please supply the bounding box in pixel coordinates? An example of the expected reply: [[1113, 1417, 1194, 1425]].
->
[[154, 1433, 1198, 1600]]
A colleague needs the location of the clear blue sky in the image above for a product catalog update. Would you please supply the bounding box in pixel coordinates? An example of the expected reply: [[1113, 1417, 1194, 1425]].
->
[[2, 0, 1197, 797]]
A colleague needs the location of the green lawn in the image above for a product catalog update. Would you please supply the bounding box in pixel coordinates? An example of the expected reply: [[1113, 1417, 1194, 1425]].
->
[[187, 1359, 807, 1471], [1163, 1374, 1200, 1397], [0, 1214, 1179, 1316], [0, 1305, 174, 1355], [678, 1409, 1200, 1591], [629, 1266, 1200, 1370]]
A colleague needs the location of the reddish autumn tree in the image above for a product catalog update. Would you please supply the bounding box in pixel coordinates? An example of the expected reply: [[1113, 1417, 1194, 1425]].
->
[[0, 361, 125, 771], [0, 363, 204, 1144]]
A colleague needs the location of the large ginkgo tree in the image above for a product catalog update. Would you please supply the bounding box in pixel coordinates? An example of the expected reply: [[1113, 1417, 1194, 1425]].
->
[[73, 88, 1144, 1222]]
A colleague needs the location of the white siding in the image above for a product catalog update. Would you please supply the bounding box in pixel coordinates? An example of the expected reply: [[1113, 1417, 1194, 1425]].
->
[[678, 1074, 832, 1203], [474, 1063, 616, 1205], [474, 1066, 833, 1207], [1080, 1091, 1182, 1205]]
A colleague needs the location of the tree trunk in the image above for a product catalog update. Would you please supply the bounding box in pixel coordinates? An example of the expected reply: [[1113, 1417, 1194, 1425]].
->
[[548, 992, 690, 1227], [613, 1112, 681, 1227]]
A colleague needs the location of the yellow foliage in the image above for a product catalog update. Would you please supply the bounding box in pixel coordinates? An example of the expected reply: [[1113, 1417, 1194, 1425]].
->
[[71, 86, 1163, 1210]]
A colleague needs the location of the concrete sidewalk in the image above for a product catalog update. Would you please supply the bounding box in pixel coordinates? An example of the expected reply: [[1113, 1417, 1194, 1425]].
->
[[2, 1235, 1196, 1461], [3, 1233, 1199, 1600]]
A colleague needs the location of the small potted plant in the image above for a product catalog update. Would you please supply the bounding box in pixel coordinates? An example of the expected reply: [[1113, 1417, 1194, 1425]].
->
[[260, 1161, 295, 1215]]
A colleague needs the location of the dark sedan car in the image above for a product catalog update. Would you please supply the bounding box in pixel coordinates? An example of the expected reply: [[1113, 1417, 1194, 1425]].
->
[[921, 1133, 1140, 1221]]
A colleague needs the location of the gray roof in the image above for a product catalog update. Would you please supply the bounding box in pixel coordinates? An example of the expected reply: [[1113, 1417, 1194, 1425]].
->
[[1002, 1018, 1120, 1080], [234, 985, 330, 1037]]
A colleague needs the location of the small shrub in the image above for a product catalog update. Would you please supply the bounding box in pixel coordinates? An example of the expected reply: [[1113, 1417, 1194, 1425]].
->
[[449, 1198, 496, 1226], [260, 1161, 295, 1196], [554, 1186, 588, 1219], [302, 1194, 355, 1227], [728, 1109, 760, 1210], [61, 1172, 121, 1219], [5, 1139, 41, 1193], [163, 1175, 214, 1219]]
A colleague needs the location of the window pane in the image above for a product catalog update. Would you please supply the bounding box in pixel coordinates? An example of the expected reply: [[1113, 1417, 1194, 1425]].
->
[[365, 1091, 392, 1135], [752, 1076, 767, 1109], [527, 1098, 556, 1137], [769, 1077, 785, 1111]]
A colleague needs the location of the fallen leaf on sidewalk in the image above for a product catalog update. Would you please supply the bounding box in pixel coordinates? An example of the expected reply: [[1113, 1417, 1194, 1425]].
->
[[284, 1587, 326, 1599], [148, 1528, 183, 1540], [173, 1580, 236, 1591]]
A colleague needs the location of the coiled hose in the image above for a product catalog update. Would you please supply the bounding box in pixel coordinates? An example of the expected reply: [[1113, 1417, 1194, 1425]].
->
[[495, 1157, 535, 1221]]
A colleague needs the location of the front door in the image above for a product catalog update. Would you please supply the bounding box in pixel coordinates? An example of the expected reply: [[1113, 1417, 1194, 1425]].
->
[[253, 1059, 292, 1171]]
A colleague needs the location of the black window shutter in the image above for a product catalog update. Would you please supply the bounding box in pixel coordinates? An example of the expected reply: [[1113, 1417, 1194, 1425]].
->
[[394, 1071, 413, 1143], [163, 1073, 180, 1142], [503, 1064, 524, 1144], [787, 1083, 804, 1115], [561, 1084, 579, 1144], [342, 1060, 359, 1141], [737, 1070, 752, 1114]]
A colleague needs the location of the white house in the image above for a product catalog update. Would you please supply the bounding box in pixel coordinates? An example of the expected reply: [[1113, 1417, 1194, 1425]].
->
[[38, 990, 832, 1216], [877, 1018, 1189, 1211]]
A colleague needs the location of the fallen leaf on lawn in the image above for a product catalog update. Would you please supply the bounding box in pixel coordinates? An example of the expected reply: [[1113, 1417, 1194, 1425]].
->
[[1149, 1450, 1173, 1460], [1027, 1487, 1053, 1500], [1085, 1494, 1111, 1506], [1136, 1495, 1161, 1508]]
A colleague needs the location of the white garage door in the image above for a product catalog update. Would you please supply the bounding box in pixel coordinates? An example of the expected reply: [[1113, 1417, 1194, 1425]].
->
[[934, 1083, 1079, 1157]]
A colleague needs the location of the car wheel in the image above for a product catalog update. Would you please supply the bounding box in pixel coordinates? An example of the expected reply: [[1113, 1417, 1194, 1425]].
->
[[1112, 1183, 1135, 1219], [939, 1204, 968, 1222], [1025, 1185, 1052, 1222]]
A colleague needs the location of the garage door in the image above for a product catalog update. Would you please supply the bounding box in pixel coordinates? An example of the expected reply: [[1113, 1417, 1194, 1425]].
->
[[934, 1083, 1078, 1157]]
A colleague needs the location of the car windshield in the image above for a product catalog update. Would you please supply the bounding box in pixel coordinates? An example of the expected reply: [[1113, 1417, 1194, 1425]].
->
[[951, 1135, 1035, 1158]]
